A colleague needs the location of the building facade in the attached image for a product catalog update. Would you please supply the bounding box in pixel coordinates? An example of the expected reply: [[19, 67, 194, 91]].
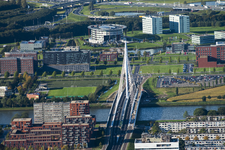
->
[[20, 40, 45, 51], [0, 57, 34, 75], [169, 15, 190, 33], [196, 45, 225, 67], [0, 86, 12, 97], [34, 101, 90, 124], [99, 52, 118, 61], [214, 31, 225, 40], [142, 16, 162, 34], [43, 50, 90, 72], [172, 42, 189, 52], [192, 34, 215, 45], [88, 24, 126, 44]]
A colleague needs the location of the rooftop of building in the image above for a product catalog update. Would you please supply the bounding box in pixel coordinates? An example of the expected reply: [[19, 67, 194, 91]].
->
[[0, 57, 18, 60], [62, 123, 89, 126], [71, 100, 89, 104], [5, 52, 37, 54], [101, 52, 118, 54], [143, 15, 162, 18], [27, 93, 40, 96], [169, 14, 189, 17], [13, 118, 32, 122], [88, 24, 126, 30], [21, 40, 44, 44], [19, 57, 34, 60], [65, 115, 92, 118]]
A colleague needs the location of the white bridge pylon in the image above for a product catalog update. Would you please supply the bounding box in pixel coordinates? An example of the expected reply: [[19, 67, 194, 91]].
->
[[116, 41, 135, 106]]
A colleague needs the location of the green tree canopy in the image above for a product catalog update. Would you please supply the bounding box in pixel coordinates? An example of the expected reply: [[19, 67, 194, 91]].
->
[[207, 110, 218, 116], [194, 108, 208, 116]]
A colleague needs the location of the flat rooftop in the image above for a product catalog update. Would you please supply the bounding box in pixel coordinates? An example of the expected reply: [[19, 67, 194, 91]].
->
[[62, 123, 89, 126], [71, 100, 89, 104], [13, 118, 32, 122], [88, 24, 126, 30]]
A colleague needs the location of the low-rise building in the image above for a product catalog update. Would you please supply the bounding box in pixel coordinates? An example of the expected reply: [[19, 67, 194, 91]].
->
[[214, 31, 225, 40], [192, 34, 215, 45], [0, 86, 12, 97], [135, 133, 179, 150], [99, 52, 118, 61], [20, 40, 45, 51], [26, 93, 40, 100], [172, 42, 189, 53]]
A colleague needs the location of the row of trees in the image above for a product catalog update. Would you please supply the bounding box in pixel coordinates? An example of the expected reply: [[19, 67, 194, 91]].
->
[[193, 107, 225, 116]]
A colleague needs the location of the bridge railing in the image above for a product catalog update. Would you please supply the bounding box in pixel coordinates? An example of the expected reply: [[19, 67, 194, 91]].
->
[[128, 88, 139, 126], [132, 90, 142, 127]]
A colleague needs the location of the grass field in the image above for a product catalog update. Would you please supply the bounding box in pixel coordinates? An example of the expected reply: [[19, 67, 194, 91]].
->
[[59, 12, 88, 23], [128, 0, 209, 4], [98, 80, 119, 101], [140, 64, 183, 74], [127, 42, 161, 49], [48, 87, 96, 97], [153, 55, 196, 62], [167, 85, 225, 102], [143, 77, 202, 99], [190, 27, 225, 34], [40, 79, 110, 88]]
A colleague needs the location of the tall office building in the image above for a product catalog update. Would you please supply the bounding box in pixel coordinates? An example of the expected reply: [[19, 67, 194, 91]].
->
[[169, 15, 190, 33], [142, 16, 162, 34]]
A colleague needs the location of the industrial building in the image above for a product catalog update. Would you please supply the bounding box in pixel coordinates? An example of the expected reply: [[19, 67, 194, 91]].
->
[[43, 50, 90, 72], [99, 52, 118, 61], [88, 24, 126, 44], [196, 45, 225, 67], [20, 40, 45, 51], [142, 16, 162, 34], [214, 31, 225, 40], [192, 34, 215, 45], [34, 101, 90, 124], [0, 57, 34, 75], [169, 15, 190, 33]]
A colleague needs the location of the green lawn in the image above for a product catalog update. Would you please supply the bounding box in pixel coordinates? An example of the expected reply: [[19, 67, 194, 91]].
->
[[140, 64, 183, 74], [59, 11, 88, 23], [38, 54, 43, 60], [98, 79, 119, 101], [190, 27, 225, 34], [48, 87, 96, 97], [127, 42, 161, 50], [153, 55, 196, 62], [128, 0, 209, 4]]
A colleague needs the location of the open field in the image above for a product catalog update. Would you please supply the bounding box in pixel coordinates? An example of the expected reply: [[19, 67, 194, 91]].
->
[[40, 79, 110, 88], [27, 2, 53, 8], [59, 12, 88, 23], [167, 85, 225, 102], [153, 55, 196, 62], [127, 42, 161, 49], [143, 77, 202, 99], [128, 0, 209, 4], [48, 87, 96, 97], [140, 64, 183, 74], [190, 27, 225, 34]]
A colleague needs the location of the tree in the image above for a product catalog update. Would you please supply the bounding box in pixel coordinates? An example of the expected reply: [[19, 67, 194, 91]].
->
[[132, 58, 135, 63], [217, 95, 222, 99], [203, 136, 208, 140], [177, 56, 180, 63], [109, 11, 115, 16], [42, 71, 46, 77], [104, 59, 107, 65], [95, 58, 99, 65], [213, 67, 216, 72], [99, 142, 102, 147], [194, 108, 208, 116], [149, 122, 161, 135], [159, 57, 162, 63], [21, 0, 27, 8], [146, 59, 150, 64], [207, 110, 218, 116], [218, 107, 225, 115], [169, 56, 172, 63], [52, 71, 56, 77], [179, 138, 185, 150], [67, 39, 76, 46], [137, 51, 141, 60], [163, 41, 167, 51], [10, 0, 16, 4], [4, 71, 9, 78], [14, 71, 19, 78], [183, 111, 189, 118], [117, 70, 121, 76], [99, 70, 103, 76], [186, 56, 189, 61], [143, 51, 147, 60], [193, 136, 199, 140], [81, 71, 85, 77], [71, 71, 75, 76], [176, 87, 178, 96], [114, 60, 117, 65], [109, 70, 113, 76], [216, 78, 218, 85], [223, 66, 225, 72], [202, 96, 206, 102], [185, 136, 190, 140], [215, 135, 220, 140], [203, 68, 206, 72], [89, 1, 94, 11], [61, 71, 65, 78], [208, 95, 211, 99], [158, 69, 160, 73], [177, 68, 179, 74], [199, 128, 206, 134], [90, 71, 94, 76], [169, 69, 171, 74]]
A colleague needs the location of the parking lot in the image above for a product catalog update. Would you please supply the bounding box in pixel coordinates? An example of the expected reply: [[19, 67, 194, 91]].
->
[[157, 75, 225, 88]]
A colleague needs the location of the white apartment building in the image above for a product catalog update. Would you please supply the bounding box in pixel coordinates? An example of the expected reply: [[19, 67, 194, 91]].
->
[[88, 24, 126, 44], [169, 15, 190, 33], [34, 102, 70, 124], [215, 31, 225, 40], [192, 34, 215, 45], [142, 16, 162, 34], [0, 86, 12, 97], [159, 121, 225, 132]]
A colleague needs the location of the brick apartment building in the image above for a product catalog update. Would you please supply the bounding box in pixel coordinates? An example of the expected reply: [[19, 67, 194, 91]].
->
[[99, 52, 118, 61], [70, 100, 90, 116], [4, 101, 96, 149], [196, 45, 225, 68]]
